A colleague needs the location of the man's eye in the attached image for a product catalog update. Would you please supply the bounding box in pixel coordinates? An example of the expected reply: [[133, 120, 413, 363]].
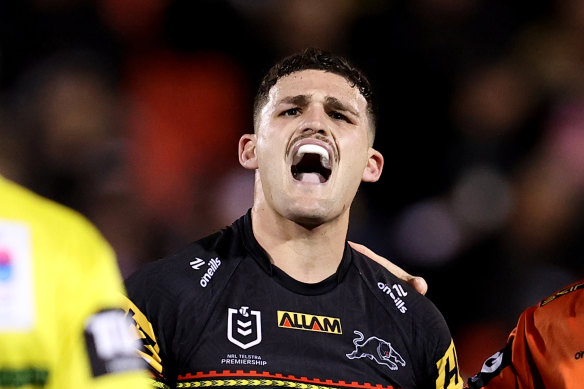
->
[[282, 108, 299, 116], [330, 112, 350, 122]]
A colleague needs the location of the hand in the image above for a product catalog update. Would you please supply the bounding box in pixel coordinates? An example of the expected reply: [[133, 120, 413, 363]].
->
[[349, 241, 428, 295]]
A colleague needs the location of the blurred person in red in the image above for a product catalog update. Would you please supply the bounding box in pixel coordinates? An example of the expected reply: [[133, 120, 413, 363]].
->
[[123, 53, 248, 237], [101, 0, 251, 240]]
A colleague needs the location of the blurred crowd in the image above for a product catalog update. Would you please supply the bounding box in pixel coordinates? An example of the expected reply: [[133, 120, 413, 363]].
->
[[1, 0, 583, 380]]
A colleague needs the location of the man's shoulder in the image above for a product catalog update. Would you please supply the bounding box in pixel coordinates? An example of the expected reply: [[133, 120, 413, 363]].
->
[[0, 176, 115, 272], [521, 278, 584, 328], [350, 248, 421, 300], [125, 219, 248, 299], [350, 247, 449, 327], [349, 246, 457, 377], [538, 279, 584, 308], [0, 176, 104, 241]]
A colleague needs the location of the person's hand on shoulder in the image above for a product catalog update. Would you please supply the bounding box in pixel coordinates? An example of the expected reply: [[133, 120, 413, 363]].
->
[[349, 241, 428, 295]]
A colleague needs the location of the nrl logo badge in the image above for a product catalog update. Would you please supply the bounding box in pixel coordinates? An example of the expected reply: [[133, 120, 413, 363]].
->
[[227, 306, 262, 350]]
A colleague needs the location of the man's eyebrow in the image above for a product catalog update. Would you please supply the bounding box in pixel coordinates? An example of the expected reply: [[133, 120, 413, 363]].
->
[[325, 96, 359, 117], [278, 95, 310, 106]]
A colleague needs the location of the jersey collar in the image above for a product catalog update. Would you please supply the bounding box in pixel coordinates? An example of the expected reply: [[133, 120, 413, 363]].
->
[[238, 209, 353, 295]]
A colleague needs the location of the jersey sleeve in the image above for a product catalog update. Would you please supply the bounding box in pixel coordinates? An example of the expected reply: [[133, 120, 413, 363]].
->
[[122, 294, 167, 387], [53, 214, 149, 388], [355, 249, 464, 389], [425, 313, 463, 389], [435, 339, 464, 389], [122, 260, 180, 389], [411, 283, 463, 389], [468, 280, 584, 389]]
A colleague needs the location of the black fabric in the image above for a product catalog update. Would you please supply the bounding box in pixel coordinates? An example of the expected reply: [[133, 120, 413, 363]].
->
[[125, 210, 456, 389]]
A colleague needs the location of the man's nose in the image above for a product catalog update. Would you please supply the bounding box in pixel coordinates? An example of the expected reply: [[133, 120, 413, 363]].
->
[[300, 106, 330, 136]]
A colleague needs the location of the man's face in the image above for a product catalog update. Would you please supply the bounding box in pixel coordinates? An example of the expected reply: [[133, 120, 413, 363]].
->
[[242, 69, 383, 226]]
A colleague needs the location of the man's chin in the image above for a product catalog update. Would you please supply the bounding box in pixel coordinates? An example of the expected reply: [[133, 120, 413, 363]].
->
[[285, 205, 339, 230], [290, 215, 326, 230]]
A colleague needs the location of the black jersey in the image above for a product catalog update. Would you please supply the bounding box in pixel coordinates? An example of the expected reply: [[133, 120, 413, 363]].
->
[[124, 211, 462, 389]]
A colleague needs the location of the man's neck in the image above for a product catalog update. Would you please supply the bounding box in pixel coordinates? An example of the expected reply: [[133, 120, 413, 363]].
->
[[251, 204, 349, 284]]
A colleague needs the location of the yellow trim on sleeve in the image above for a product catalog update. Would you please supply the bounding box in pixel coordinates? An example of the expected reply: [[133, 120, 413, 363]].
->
[[435, 340, 463, 389], [123, 296, 163, 373]]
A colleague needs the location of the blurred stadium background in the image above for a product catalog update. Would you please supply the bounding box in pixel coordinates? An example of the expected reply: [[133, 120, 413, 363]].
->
[[1, 0, 583, 380]]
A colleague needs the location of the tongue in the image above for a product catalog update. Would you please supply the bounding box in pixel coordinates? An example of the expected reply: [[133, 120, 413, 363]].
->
[[296, 172, 323, 183]]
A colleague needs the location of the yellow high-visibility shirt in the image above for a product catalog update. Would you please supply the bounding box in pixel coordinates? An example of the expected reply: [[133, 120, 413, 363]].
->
[[0, 175, 148, 388]]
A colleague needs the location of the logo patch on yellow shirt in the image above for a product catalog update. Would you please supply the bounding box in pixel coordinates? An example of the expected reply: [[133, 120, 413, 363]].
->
[[84, 309, 145, 377], [0, 222, 33, 331]]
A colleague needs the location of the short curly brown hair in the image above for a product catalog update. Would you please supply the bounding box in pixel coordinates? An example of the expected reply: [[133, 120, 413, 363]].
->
[[253, 48, 376, 141]]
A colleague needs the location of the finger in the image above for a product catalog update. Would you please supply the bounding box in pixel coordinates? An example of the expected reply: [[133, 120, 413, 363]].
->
[[348, 241, 428, 295], [410, 277, 428, 296]]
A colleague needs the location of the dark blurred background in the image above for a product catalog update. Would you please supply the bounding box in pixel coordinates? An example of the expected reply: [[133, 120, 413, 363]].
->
[[1, 0, 583, 379]]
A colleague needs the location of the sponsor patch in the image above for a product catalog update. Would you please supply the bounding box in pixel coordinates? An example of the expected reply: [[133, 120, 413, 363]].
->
[[277, 311, 342, 334], [84, 309, 145, 377]]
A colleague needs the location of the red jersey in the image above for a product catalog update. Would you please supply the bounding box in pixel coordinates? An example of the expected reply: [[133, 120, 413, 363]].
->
[[468, 279, 584, 389]]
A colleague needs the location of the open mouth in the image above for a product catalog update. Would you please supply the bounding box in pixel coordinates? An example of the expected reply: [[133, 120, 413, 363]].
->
[[291, 144, 332, 184]]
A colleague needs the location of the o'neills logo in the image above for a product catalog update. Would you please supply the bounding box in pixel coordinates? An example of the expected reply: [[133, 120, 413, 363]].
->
[[277, 311, 342, 334], [199, 257, 221, 287]]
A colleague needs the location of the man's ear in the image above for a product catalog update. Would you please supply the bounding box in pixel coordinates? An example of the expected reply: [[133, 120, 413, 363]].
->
[[362, 148, 384, 182], [238, 134, 258, 170]]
